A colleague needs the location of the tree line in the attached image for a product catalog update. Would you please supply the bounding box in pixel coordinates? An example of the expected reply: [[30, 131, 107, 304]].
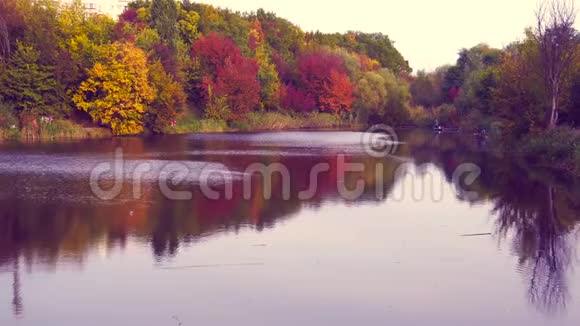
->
[[409, 0, 579, 136], [0, 0, 578, 138], [0, 0, 413, 136]]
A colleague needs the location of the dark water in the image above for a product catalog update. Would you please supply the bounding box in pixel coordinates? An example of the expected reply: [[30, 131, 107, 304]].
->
[[1, 130, 579, 326]]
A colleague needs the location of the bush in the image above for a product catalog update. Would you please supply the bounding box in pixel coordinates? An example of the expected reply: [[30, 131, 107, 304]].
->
[[518, 127, 580, 172], [303, 112, 340, 129], [232, 112, 341, 132], [38, 119, 111, 140], [168, 111, 346, 134], [408, 105, 432, 127], [0, 102, 20, 140], [167, 113, 227, 134], [199, 119, 227, 132], [432, 104, 458, 127], [243, 112, 298, 131], [39, 119, 83, 139]]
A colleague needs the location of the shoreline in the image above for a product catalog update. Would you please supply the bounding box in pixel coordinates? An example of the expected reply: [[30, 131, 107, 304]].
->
[[2, 125, 578, 177]]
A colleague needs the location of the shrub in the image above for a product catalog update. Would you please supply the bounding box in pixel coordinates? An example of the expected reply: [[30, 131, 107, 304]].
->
[[166, 113, 227, 134], [408, 105, 431, 127], [244, 111, 297, 131], [199, 119, 227, 133], [232, 112, 341, 132], [0, 102, 20, 139], [432, 104, 458, 127], [38, 119, 111, 140], [518, 127, 580, 171], [303, 112, 340, 129]]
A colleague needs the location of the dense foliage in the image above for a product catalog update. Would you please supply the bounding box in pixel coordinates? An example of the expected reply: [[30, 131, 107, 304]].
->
[[0, 0, 412, 136], [1, 0, 578, 140], [409, 31, 579, 136]]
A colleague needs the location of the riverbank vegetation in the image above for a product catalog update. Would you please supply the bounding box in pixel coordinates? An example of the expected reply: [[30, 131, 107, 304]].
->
[[0, 0, 578, 172], [407, 0, 579, 173], [0, 0, 410, 139]]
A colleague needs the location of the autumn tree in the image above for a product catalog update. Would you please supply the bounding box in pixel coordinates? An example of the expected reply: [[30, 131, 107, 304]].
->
[[282, 84, 316, 112], [410, 70, 444, 108], [319, 70, 355, 115], [178, 9, 200, 44], [297, 50, 355, 115], [192, 33, 260, 119], [493, 39, 546, 133], [211, 56, 260, 118], [73, 42, 155, 135], [147, 60, 186, 133], [249, 19, 281, 110], [535, 0, 579, 128]]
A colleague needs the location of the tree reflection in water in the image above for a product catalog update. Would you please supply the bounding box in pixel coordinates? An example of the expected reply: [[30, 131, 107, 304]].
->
[[408, 129, 580, 314], [1, 130, 579, 317], [494, 183, 578, 313]]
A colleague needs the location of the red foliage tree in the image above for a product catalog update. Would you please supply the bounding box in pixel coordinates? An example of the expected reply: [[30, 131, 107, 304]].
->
[[296, 51, 354, 114], [282, 84, 316, 112], [192, 33, 260, 119], [192, 33, 242, 76], [213, 57, 260, 118], [298, 51, 346, 100], [319, 70, 355, 114]]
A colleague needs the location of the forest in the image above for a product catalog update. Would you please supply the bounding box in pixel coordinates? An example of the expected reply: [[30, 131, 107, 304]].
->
[[0, 0, 579, 171], [0, 0, 412, 137]]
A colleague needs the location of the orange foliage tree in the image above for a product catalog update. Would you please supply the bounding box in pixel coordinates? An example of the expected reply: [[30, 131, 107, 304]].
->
[[319, 70, 355, 115]]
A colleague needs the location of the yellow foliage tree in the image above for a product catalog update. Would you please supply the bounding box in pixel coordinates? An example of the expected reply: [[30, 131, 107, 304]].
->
[[73, 42, 155, 135], [249, 19, 281, 110]]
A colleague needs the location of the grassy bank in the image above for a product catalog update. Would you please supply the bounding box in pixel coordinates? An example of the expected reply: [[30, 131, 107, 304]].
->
[[0, 119, 111, 142], [1, 111, 351, 142], [165, 111, 350, 134]]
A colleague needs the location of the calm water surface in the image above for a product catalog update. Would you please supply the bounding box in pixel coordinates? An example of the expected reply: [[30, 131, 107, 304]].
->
[[1, 130, 579, 326]]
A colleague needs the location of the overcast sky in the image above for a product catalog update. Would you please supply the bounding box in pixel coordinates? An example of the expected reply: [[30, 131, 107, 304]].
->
[[199, 0, 579, 72]]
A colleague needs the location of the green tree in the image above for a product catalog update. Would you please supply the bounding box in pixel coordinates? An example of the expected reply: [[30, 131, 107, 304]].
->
[[151, 0, 179, 46], [380, 69, 411, 124], [354, 71, 387, 123], [73, 42, 155, 135], [0, 41, 57, 117]]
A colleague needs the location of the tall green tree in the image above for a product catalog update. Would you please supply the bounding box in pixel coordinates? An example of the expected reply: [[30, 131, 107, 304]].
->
[[151, 0, 179, 45], [0, 42, 57, 117]]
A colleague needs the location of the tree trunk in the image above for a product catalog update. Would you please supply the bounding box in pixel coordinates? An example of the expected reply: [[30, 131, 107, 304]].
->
[[548, 85, 559, 129]]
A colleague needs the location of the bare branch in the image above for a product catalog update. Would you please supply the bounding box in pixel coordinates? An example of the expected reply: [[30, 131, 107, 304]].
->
[[534, 0, 578, 128]]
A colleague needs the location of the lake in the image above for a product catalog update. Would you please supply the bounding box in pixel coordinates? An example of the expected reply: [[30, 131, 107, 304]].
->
[[1, 129, 579, 326]]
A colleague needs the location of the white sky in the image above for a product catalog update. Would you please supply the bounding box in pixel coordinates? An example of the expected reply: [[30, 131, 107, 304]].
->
[[199, 0, 580, 72]]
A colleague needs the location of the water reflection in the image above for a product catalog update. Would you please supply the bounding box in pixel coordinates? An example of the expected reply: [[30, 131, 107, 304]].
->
[[1, 130, 580, 320], [406, 130, 580, 314]]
